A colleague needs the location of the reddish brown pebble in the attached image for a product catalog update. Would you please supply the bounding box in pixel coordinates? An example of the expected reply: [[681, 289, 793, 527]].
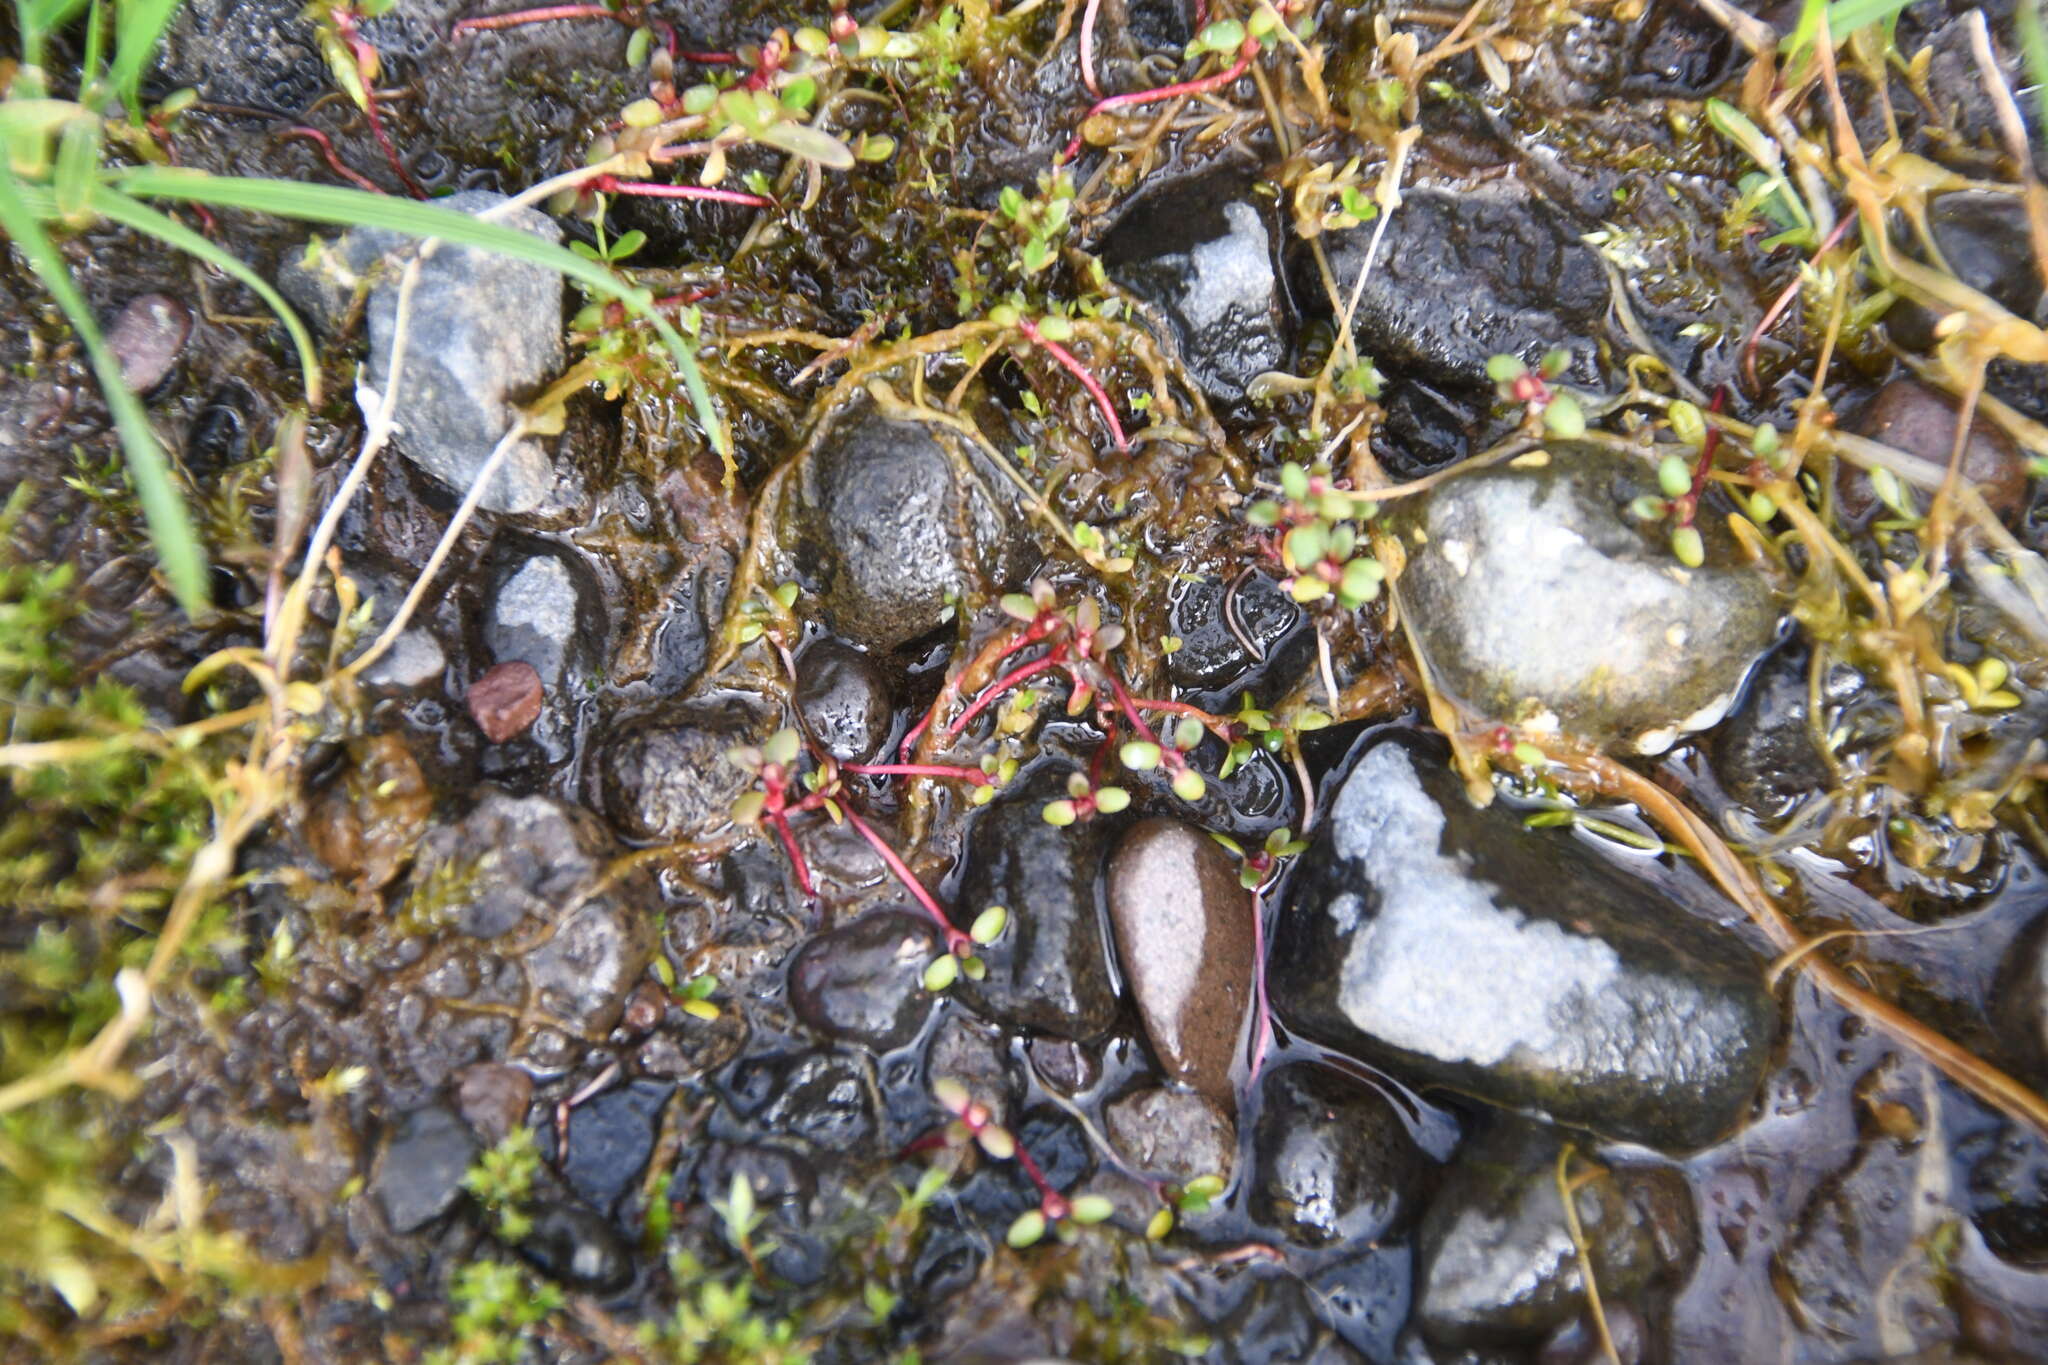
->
[[467, 660, 543, 742], [107, 293, 191, 393], [1842, 378, 2028, 524], [455, 1063, 533, 1144]]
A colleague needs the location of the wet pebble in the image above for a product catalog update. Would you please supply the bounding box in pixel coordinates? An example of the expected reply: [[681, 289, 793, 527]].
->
[[107, 292, 191, 393], [1104, 1086, 1235, 1186], [787, 911, 939, 1052], [1165, 570, 1304, 695], [1248, 1063, 1428, 1248], [1271, 731, 1778, 1152], [561, 1079, 672, 1216], [1310, 183, 1605, 391], [1100, 175, 1288, 405], [724, 1050, 875, 1152], [467, 660, 543, 743], [1105, 817, 1254, 1103], [1390, 444, 1781, 754], [955, 797, 1119, 1040], [1709, 645, 1834, 820], [371, 1103, 478, 1233], [1842, 377, 2028, 525], [1997, 911, 2048, 1089], [927, 1014, 1016, 1123], [780, 402, 1030, 651], [794, 639, 893, 763]]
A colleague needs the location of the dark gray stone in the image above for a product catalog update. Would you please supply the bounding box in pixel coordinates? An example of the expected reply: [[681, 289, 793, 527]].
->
[[787, 911, 939, 1051], [723, 1050, 875, 1152], [781, 403, 1031, 651], [794, 640, 894, 763], [1416, 1123, 1695, 1350], [372, 1103, 478, 1233], [1389, 444, 1780, 753], [1103, 1086, 1236, 1186], [596, 697, 776, 844], [955, 799, 1120, 1040], [1105, 817, 1254, 1102], [1249, 1063, 1428, 1248], [518, 1200, 634, 1293], [1103, 180, 1288, 404], [1271, 731, 1777, 1151], [561, 1079, 672, 1216], [311, 189, 564, 513], [1314, 184, 1605, 390]]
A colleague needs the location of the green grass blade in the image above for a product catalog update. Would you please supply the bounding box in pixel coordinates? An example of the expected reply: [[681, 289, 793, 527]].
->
[[107, 0, 184, 119], [0, 167, 211, 616], [84, 185, 325, 405], [2023, 0, 2048, 141], [112, 168, 731, 466]]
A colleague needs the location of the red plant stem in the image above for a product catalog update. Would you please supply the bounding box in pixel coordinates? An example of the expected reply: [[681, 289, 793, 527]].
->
[[453, 4, 621, 34], [1060, 41, 1256, 162], [844, 762, 994, 785], [1105, 674, 1162, 747], [766, 809, 815, 898], [340, 30, 427, 198], [944, 654, 1063, 739], [590, 174, 775, 207], [1676, 386, 1730, 528], [280, 126, 386, 194], [1017, 318, 1128, 452], [843, 808, 969, 951], [902, 620, 1056, 759], [1013, 1143, 1068, 1217]]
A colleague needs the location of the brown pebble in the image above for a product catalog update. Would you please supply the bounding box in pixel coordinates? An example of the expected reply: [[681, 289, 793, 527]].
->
[[467, 660, 543, 742], [107, 293, 191, 393], [1842, 378, 2028, 524], [1105, 817, 1255, 1106], [455, 1063, 533, 1144], [620, 981, 667, 1035]]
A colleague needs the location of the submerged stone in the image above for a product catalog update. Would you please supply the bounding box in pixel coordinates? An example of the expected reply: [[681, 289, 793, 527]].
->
[[1270, 732, 1777, 1151], [1105, 817, 1254, 1102], [1389, 443, 1780, 754], [1103, 1086, 1236, 1186], [596, 697, 776, 844], [1416, 1122, 1696, 1349], [372, 1103, 478, 1233], [794, 639, 894, 763]]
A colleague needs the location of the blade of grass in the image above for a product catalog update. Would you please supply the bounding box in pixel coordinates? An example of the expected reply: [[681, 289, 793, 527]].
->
[[83, 185, 324, 404], [111, 167, 732, 475], [0, 168, 211, 615], [106, 0, 183, 119], [2022, 0, 2048, 139]]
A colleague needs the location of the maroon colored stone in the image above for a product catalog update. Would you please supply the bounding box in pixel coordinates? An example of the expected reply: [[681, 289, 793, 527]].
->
[[467, 660, 543, 742]]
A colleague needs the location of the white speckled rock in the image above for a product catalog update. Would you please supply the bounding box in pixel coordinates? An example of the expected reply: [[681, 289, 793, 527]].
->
[[1270, 731, 1777, 1151], [1389, 443, 1780, 754]]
